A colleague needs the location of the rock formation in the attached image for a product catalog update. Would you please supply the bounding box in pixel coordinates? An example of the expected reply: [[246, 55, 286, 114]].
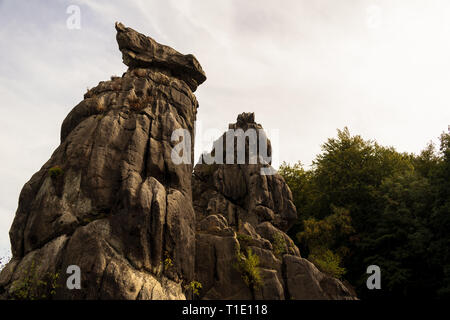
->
[[193, 113, 355, 300], [0, 23, 356, 300], [0, 22, 204, 300]]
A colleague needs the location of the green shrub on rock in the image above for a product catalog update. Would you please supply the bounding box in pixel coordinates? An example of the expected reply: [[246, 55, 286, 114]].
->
[[48, 166, 63, 178]]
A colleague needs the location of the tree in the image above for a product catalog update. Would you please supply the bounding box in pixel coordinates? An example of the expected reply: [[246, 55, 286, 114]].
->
[[280, 128, 450, 299], [297, 206, 354, 278]]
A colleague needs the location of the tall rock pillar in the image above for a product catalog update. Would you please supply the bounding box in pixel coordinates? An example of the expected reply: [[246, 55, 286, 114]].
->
[[0, 22, 206, 300]]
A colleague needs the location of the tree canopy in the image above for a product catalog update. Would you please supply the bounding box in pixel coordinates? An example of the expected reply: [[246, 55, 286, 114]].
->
[[280, 128, 450, 299]]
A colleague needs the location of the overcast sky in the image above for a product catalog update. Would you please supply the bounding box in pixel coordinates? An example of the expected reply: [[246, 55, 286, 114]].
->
[[0, 0, 449, 255]]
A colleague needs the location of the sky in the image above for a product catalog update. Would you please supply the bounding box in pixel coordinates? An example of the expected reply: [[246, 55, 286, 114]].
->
[[0, 0, 449, 255]]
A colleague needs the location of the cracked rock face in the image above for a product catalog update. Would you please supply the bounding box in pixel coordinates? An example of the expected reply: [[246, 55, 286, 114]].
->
[[0, 23, 202, 300], [0, 23, 356, 300]]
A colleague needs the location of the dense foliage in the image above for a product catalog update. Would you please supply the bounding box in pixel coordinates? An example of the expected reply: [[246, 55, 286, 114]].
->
[[280, 128, 450, 299]]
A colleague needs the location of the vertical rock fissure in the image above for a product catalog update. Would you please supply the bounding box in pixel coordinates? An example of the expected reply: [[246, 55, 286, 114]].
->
[[162, 187, 169, 278], [281, 258, 291, 300], [97, 260, 111, 299], [141, 117, 152, 179]]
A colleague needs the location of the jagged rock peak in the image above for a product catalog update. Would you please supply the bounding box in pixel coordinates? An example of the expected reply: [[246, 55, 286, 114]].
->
[[237, 112, 255, 125], [229, 112, 263, 131], [115, 22, 206, 92]]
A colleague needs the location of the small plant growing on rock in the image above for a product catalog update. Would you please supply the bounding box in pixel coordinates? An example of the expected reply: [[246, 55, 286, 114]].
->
[[10, 260, 60, 300], [234, 248, 262, 290], [272, 233, 287, 257], [48, 166, 63, 178], [236, 233, 253, 250], [187, 280, 202, 298], [164, 251, 173, 271], [309, 248, 346, 279]]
